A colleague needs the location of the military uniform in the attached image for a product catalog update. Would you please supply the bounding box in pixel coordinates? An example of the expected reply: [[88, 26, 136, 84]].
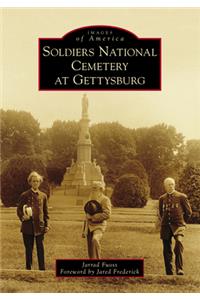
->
[[17, 188, 49, 270], [86, 194, 111, 259], [159, 190, 192, 275]]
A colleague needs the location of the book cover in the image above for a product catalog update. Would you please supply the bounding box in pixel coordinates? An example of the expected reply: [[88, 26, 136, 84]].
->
[[1, 7, 200, 293]]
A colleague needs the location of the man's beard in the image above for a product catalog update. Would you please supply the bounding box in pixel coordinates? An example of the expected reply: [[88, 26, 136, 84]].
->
[[90, 191, 101, 200]]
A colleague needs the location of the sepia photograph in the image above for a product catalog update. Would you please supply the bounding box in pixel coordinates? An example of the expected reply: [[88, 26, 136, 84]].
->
[[0, 7, 200, 293]]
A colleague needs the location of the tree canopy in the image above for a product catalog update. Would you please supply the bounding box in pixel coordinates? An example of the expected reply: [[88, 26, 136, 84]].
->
[[1, 154, 50, 207], [185, 139, 200, 163], [1, 110, 40, 159], [134, 123, 185, 198], [2, 108, 199, 220], [90, 122, 136, 185], [40, 120, 79, 184]]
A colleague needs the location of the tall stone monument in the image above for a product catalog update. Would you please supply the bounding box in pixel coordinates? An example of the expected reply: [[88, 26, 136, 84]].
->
[[61, 94, 105, 195]]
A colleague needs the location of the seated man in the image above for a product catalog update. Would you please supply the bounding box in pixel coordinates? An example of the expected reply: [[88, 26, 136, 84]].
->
[[82, 181, 111, 259]]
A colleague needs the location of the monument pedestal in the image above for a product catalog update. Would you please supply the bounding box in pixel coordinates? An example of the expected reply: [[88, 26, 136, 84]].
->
[[62, 160, 104, 196]]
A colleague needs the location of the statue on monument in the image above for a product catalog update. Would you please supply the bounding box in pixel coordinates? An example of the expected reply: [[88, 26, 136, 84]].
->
[[61, 94, 105, 194], [82, 94, 89, 116]]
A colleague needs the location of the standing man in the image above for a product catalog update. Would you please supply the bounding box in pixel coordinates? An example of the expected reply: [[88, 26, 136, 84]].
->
[[17, 171, 49, 270], [159, 177, 192, 275], [83, 181, 111, 259]]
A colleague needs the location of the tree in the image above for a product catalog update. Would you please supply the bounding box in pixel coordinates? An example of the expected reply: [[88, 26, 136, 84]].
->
[[185, 139, 200, 163], [46, 163, 66, 186], [0, 110, 41, 159], [40, 120, 79, 184], [111, 174, 148, 208], [134, 124, 185, 198], [178, 161, 200, 223], [1, 154, 50, 207], [46, 120, 79, 165], [90, 122, 136, 185], [150, 165, 178, 198]]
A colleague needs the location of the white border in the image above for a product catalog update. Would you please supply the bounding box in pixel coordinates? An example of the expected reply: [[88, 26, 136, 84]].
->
[[1, 2, 200, 299], [1, 0, 200, 8]]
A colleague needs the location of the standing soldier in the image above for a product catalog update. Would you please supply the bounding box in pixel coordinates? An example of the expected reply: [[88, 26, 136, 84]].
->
[[17, 171, 49, 270], [82, 181, 111, 259], [159, 177, 192, 275]]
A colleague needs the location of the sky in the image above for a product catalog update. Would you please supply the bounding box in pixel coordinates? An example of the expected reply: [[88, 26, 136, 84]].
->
[[1, 8, 200, 140]]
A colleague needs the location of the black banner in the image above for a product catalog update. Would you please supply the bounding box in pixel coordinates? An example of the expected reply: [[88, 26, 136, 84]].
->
[[39, 25, 161, 91], [56, 259, 144, 277]]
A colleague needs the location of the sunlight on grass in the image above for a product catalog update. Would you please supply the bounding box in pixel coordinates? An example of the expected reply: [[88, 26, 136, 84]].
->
[[0, 196, 200, 292]]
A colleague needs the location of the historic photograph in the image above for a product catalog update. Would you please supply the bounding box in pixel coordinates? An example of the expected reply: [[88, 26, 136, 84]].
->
[[1, 7, 200, 292]]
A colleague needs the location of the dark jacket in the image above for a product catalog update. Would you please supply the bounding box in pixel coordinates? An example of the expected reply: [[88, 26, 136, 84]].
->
[[159, 190, 192, 227], [17, 189, 49, 236]]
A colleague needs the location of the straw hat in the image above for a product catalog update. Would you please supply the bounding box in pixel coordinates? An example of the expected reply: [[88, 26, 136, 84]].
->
[[23, 205, 32, 218]]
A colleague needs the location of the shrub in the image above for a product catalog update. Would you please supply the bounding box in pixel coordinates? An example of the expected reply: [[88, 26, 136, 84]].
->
[[111, 174, 148, 208], [120, 159, 148, 180], [1, 154, 50, 207], [119, 159, 150, 197]]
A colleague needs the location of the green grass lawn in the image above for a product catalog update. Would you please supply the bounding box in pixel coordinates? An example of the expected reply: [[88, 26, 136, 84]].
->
[[0, 195, 200, 292]]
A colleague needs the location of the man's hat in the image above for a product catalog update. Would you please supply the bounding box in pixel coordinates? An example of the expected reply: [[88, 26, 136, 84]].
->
[[84, 200, 102, 215]]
